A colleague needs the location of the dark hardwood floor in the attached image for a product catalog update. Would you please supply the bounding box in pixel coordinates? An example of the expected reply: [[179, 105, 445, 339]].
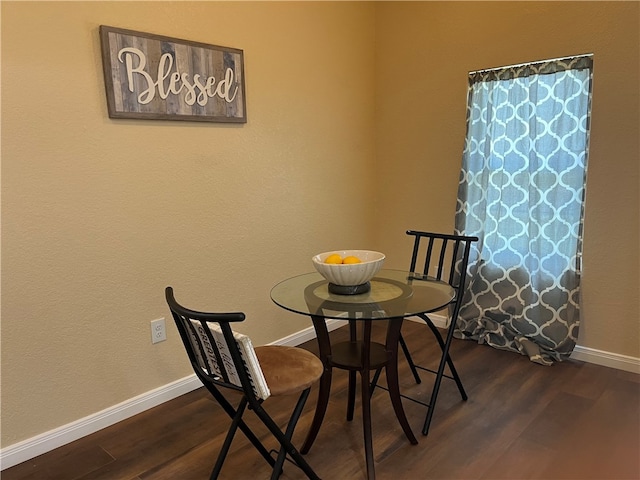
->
[[4, 320, 639, 480]]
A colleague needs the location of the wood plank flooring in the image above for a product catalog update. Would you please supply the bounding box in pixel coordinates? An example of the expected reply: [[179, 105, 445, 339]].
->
[[4, 320, 639, 480]]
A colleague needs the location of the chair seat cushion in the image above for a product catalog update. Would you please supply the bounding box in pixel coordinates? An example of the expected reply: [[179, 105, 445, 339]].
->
[[255, 346, 323, 396]]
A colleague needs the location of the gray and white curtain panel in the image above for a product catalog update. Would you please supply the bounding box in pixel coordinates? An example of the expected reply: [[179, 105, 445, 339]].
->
[[454, 55, 594, 365]]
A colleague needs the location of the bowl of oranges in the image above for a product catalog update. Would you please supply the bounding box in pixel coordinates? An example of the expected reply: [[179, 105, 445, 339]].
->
[[312, 250, 385, 291]]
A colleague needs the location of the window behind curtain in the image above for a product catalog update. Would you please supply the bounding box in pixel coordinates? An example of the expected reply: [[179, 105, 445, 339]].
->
[[454, 55, 593, 365]]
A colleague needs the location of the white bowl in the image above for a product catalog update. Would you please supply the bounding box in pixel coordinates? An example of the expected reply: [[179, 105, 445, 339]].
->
[[312, 250, 385, 286]]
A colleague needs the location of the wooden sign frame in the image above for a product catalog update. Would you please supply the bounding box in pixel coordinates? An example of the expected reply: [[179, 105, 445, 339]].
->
[[99, 26, 246, 123]]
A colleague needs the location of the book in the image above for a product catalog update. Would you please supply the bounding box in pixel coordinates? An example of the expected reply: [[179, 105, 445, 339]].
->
[[189, 319, 271, 400]]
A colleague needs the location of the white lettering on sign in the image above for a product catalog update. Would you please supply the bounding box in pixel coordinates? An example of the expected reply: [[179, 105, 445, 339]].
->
[[117, 47, 239, 107]]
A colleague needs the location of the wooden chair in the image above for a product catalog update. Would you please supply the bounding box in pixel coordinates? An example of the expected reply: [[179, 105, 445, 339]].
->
[[371, 230, 478, 436], [165, 287, 323, 480]]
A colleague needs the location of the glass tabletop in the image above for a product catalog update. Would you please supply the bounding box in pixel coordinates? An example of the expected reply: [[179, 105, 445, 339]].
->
[[270, 269, 455, 321]]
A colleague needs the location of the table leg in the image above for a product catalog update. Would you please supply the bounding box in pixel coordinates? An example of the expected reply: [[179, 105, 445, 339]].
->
[[302, 315, 415, 479], [347, 371, 356, 421], [361, 320, 376, 479], [361, 367, 375, 479], [301, 315, 333, 454], [301, 366, 332, 454], [385, 318, 418, 444], [347, 319, 358, 421]]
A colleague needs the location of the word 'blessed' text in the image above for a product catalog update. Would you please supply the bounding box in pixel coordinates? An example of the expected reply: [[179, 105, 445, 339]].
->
[[118, 47, 239, 107]]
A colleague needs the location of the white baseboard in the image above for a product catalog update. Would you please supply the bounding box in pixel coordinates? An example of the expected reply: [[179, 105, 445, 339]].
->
[[570, 345, 640, 374], [2, 318, 638, 470], [410, 314, 640, 374], [406, 313, 449, 328], [0, 374, 202, 470], [0, 320, 346, 471], [266, 318, 346, 346]]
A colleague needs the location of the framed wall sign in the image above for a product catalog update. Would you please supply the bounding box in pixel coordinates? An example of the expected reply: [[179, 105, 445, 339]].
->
[[99, 26, 246, 123]]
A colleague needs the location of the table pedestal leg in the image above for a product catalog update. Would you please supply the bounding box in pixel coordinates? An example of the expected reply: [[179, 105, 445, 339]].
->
[[301, 366, 331, 454], [385, 318, 418, 445], [303, 316, 417, 480], [359, 319, 398, 479], [347, 319, 358, 421], [302, 315, 333, 454], [360, 361, 375, 479], [347, 371, 356, 421]]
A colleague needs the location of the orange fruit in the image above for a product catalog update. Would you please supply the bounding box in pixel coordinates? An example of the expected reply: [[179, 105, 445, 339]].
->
[[342, 256, 362, 264], [324, 253, 343, 264]]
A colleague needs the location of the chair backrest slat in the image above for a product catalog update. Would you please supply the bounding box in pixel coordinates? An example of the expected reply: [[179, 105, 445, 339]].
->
[[165, 288, 271, 400], [410, 236, 422, 273], [406, 230, 479, 299], [423, 237, 432, 276], [185, 316, 224, 380], [437, 239, 448, 280]]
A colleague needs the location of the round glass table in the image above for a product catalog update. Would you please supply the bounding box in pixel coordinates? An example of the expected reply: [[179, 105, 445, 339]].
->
[[271, 269, 455, 480]]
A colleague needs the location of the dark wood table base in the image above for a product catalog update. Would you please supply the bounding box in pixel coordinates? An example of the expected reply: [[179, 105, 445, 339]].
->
[[301, 317, 418, 480]]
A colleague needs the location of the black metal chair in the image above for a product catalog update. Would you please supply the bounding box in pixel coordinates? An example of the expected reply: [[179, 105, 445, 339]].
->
[[165, 287, 323, 480], [371, 230, 478, 436]]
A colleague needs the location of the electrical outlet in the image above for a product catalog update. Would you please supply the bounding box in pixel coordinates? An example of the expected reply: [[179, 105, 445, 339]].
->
[[151, 318, 167, 344]]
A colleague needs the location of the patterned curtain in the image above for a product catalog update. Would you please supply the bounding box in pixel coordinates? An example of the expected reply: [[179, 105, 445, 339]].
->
[[454, 55, 593, 365]]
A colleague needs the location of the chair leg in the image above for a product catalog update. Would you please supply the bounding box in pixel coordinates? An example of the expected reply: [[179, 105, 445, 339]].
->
[[202, 381, 276, 468], [421, 315, 465, 436], [271, 388, 311, 480], [399, 332, 422, 384], [252, 399, 321, 480], [210, 396, 249, 479], [419, 314, 467, 400], [370, 331, 422, 399], [369, 367, 382, 396]]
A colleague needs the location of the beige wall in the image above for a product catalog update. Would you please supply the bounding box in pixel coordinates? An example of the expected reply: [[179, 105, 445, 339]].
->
[[1, 1, 376, 447], [2, 0, 638, 451], [374, 2, 639, 354]]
